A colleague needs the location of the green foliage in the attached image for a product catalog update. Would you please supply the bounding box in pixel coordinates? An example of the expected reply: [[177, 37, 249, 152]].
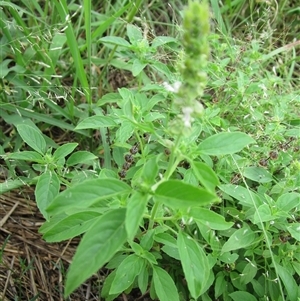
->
[[1, 0, 299, 300]]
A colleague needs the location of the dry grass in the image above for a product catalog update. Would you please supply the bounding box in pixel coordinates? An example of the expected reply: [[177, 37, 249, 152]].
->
[[0, 183, 98, 301]]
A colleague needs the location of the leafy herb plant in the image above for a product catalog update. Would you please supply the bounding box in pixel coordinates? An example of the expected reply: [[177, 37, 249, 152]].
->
[[1, 0, 299, 300]]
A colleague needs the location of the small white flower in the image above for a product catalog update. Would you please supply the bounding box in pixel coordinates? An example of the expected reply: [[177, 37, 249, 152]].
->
[[162, 81, 182, 93], [258, 83, 268, 98], [182, 107, 194, 127]]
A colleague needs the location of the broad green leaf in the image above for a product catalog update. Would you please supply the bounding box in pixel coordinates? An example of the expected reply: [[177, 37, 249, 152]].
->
[[219, 184, 262, 207], [17, 124, 46, 154], [242, 166, 273, 183], [229, 291, 258, 301], [191, 161, 219, 192], [110, 254, 146, 294], [177, 231, 209, 298], [276, 192, 300, 212], [132, 59, 147, 76], [66, 151, 98, 166], [65, 208, 127, 296], [47, 178, 131, 216], [221, 227, 255, 253], [276, 265, 298, 301], [100, 36, 131, 47], [198, 132, 255, 155], [126, 191, 149, 240], [8, 151, 44, 163], [192, 208, 234, 230], [253, 204, 274, 224], [41, 211, 101, 242], [53, 143, 78, 160], [75, 115, 117, 130], [287, 223, 300, 241], [35, 171, 60, 220], [155, 180, 217, 209], [152, 265, 180, 301]]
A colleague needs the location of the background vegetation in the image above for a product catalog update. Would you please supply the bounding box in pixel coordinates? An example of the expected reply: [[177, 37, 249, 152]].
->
[[0, 0, 299, 300]]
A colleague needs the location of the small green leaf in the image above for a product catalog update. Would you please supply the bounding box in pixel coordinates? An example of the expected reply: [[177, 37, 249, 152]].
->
[[101, 270, 118, 301], [198, 132, 255, 155], [177, 231, 209, 298], [8, 151, 44, 163], [110, 254, 146, 294], [154, 233, 177, 248], [0, 59, 13, 77], [100, 36, 131, 47], [132, 59, 147, 76], [138, 264, 149, 294], [53, 143, 78, 160], [75, 115, 117, 130], [219, 184, 262, 207], [192, 208, 233, 230], [141, 156, 159, 185], [66, 151, 98, 166], [155, 180, 217, 209], [0, 177, 35, 194], [191, 161, 220, 192], [253, 204, 274, 224], [115, 120, 135, 144], [41, 211, 101, 242], [229, 291, 258, 301], [35, 171, 60, 220], [151, 36, 177, 48], [155, 233, 179, 260], [240, 262, 258, 285], [127, 24, 143, 43], [214, 273, 226, 298], [287, 223, 300, 241], [152, 265, 180, 301], [17, 124, 46, 154], [47, 178, 131, 216], [65, 208, 127, 296], [126, 191, 149, 240], [242, 166, 273, 183], [221, 227, 256, 253], [276, 192, 300, 212]]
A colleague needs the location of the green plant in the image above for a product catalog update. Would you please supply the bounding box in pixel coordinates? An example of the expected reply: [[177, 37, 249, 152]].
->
[[1, 0, 299, 300]]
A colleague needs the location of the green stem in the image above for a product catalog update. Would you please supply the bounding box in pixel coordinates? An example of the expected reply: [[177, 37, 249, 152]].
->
[[148, 200, 160, 230], [126, 0, 144, 23], [164, 136, 182, 180], [149, 135, 182, 230]]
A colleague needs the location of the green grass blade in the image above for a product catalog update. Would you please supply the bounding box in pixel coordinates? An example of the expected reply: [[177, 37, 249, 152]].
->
[[53, 0, 91, 105]]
